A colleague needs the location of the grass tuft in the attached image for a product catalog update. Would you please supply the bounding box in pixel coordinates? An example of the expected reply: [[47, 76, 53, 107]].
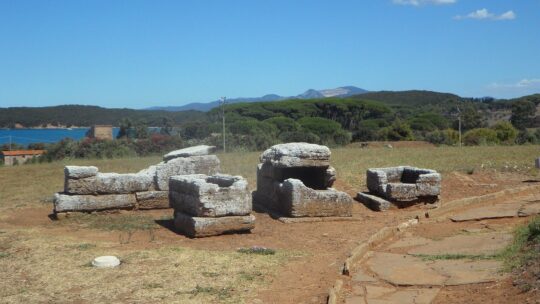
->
[[237, 246, 276, 255], [0, 252, 10, 259], [67, 243, 96, 251], [500, 215, 540, 271], [413, 253, 497, 261], [188, 285, 233, 300]]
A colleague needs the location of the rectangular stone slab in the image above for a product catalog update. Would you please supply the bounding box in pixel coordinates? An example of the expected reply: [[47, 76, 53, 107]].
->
[[356, 192, 392, 211], [173, 212, 255, 238], [135, 191, 169, 209], [64, 166, 98, 179], [279, 179, 353, 217], [54, 193, 136, 213], [154, 155, 220, 190], [65, 173, 154, 195]]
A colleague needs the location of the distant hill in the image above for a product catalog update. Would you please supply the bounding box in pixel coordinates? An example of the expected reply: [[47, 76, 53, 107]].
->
[[0, 105, 206, 128], [354, 90, 461, 106], [147, 85, 369, 112]]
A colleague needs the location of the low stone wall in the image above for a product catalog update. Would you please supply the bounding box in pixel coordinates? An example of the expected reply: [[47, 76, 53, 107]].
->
[[53, 145, 220, 215], [169, 174, 255, 237]]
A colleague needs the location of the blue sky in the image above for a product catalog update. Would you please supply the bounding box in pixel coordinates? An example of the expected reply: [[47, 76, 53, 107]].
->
[[0, 0, 539, 108]]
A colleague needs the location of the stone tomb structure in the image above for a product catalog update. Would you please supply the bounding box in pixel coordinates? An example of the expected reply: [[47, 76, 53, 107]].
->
[[169, 174, 255, 237], [253, 143, 352, 217], [357, 166, 441, 211], [53, 145, 220, 215]]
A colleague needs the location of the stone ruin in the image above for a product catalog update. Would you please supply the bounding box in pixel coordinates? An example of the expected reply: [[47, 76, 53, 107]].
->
[[357, 166, 441, 211], [53, 145, 220, 215], [169, 174, 254, 237], [253, 142, 353, 217]]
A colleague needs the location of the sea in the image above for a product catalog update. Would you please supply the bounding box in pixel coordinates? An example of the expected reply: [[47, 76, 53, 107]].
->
[[0, 128, 121, 146]]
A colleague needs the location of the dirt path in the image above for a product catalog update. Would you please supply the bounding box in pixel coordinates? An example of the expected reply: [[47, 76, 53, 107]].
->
[[340, 191, 540, 304]]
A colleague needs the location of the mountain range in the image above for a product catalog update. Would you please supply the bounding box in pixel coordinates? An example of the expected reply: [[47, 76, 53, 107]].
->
[[146, 86, 369, 112]]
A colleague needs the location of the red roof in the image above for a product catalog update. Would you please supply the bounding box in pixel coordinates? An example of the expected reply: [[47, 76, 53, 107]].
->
[[1, 150, 46, 156]]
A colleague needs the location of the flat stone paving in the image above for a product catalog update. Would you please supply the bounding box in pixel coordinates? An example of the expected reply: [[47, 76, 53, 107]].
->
[[344, 196, 540, 304]]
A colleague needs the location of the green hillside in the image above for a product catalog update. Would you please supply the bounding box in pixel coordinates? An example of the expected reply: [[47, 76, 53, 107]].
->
[[354, 90, 461, 106], [0, 105, 207, 128]]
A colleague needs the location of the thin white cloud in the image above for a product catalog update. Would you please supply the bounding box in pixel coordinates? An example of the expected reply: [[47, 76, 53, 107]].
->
[[454, 8, 516, 21], [486, 79, 540, 98], [489, 79, 540, 89], [393, 0, 456, 6]]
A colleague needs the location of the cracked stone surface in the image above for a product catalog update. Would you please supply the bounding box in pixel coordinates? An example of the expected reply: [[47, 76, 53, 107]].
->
[[386, 236, 432, 249], [344, 195, 540, 304], [366, 252, 447, 286], [450, 202, 522, 222], [429, 259, 505, 286], [407, 232, 512, 256]]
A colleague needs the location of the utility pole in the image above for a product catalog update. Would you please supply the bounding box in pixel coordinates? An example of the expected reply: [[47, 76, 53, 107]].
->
[[220, 97, 227, 153], [9, 135, 12, 151], [456, 105, 462, 147]]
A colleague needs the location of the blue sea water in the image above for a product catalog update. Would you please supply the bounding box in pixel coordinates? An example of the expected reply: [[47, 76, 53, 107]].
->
[[0, 128, 120, 146]]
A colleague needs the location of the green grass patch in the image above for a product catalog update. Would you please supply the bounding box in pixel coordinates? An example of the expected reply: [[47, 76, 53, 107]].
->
[[499, 215, 540, 271], [413, 253, 497, 261], [187, 285, 233, 300], [67, 243, 96, 251], [237, 246, 276, 255], [0, 252, 10, 259]]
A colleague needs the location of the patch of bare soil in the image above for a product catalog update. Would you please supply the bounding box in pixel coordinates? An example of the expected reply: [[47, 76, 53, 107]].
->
[[433, 278, 533, 304], [0, 171, 537, 304]]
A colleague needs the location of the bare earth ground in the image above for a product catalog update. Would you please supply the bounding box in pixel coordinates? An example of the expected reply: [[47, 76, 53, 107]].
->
[[0, 145, 538, 303]]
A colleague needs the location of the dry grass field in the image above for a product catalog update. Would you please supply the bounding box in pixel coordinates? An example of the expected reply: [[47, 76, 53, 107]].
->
[[0, 145, 538, 303]]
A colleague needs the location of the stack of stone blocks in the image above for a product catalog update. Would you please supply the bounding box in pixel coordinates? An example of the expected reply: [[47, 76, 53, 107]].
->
[[253, 142, 352, 217], [357, 166, 441, 211], [169, 174, 255, 237], [53, 145, 220, 215]]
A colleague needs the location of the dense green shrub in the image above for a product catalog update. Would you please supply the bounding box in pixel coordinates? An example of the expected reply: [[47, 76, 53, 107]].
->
[[278, 131, 320, 144], [492, 121, 518, 144], [377, 121, 414, 141], [425, 129, 459, 145], [408, 113, 449, 132], [298, 117, 351, 145], [463, 128, 499, 146], [263, 117, 300, 133]]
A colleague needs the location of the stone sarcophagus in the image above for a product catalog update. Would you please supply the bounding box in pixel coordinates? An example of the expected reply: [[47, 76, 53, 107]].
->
[[169, 174, 255, 237], [358, 166, 441, 211], [53, 145, 220, 215], [253, 143, 352, 217]]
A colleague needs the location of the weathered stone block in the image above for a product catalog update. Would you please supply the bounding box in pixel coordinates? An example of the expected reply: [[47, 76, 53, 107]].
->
[[54, 193, 136, 213], [64, 166, 98, 179], [169, 174, 251, 217], [366, 166, 441, 202], [173, 211, 255, 238], [155, 155, 220, 190], [386, 183, 418, 200], [163, 145, 216, 161], [279, 179, 353, 217], [65, 173, 153, 195], [356, 192, 392, 211], [135, 191, 169, 209], [260, 142, 331, 168]]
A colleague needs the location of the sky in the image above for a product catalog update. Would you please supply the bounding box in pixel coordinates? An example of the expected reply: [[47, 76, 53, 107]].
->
[[0, 0, 539, 108]]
